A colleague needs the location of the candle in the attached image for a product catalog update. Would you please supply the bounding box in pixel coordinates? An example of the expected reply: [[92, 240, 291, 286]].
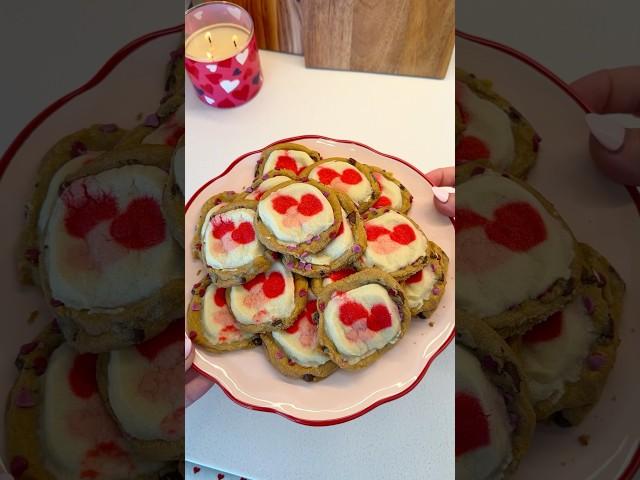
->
[[185, 24, 250, 62], [185, 2, 263, 108]]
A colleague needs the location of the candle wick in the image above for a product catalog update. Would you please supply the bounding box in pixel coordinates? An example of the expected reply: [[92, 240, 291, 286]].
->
[[233, 40, 237, 47]]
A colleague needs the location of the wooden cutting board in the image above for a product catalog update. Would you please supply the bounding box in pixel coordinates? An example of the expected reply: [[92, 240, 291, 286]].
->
[[302, 0, 454, 78], [192, 0, 453, 78]]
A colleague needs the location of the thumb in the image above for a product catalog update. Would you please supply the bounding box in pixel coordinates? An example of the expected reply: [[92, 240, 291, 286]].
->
[[585, 113, 640, 185]]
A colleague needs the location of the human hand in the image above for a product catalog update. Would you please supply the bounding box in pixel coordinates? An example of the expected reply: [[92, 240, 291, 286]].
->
[[425, 167, 455, 217], [185, 334, 214, 407], [571, 66, 640, 185]]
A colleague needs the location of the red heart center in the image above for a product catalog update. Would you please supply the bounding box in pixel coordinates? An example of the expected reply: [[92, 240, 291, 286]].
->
[[338, 301, 392, 332], [455, 392, 490, 457], [109, 197, 166, 250], [456, 202, 547, 252], [211, 219, 255, 245], [63, 185, 118, 238], [214, 288, 227, 307], [374, 196, 392, 208], [317, 167, 362, 186], [328, 268, 356, 282], [286, 299, 318, 334], [456, 136, 490, 163], [365, 223, 416, 245], [406, 270, 424, 284], [271, 194, 324, 216], [522, 311, 563, 344], [68, 353, 98, 399], [274, 153, 303, 175], [243, 272, 286, 299]]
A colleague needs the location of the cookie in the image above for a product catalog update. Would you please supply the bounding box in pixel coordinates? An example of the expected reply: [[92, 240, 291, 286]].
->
[[456, 68, 539, 179], [198, 198, 272, 287], [6, 322, 176, 479], [117, 103, 184, 149], [239, 169, 299, 201], [227, 260, 308, 333], [368, 166, 413, 214], [255, 180, 343, 256], [18, 124, 126, 285], [402, 241, 449, 318], [354, 209, 429, 280], [511, 243, 624, 425], [456, 166, 580, 337], [162, 137, 185, 247], [96, 321, 184, 461], [38, 146, 184, 352], [309, 267, 358, 297], [261, 296, 338, 382], [281, 192, 366, 278], [187, 276, 259, 351], [158, 44, 185, 119], [317, 268, 411, 369], [191, 190, 239, 259], [456, 314, 535, 480], [301, 158, 380, 213], [254, 142, 321, 178]]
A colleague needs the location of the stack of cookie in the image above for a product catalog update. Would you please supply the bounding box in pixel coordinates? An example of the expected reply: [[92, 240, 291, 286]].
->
[[188, 143, 449, 381], [5, 44, 186, 479], [455, 70, 626, 479]]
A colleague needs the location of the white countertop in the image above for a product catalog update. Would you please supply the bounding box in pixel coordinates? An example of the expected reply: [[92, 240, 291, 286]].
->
[[185, 49, 455, 480]]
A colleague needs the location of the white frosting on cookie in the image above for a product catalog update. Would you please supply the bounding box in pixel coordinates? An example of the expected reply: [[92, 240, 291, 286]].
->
[[245, 175, 290, 201], [257, 183, 334, 243], [229, 261, 295, 326], [308, 161, 373, 206], [201, 283, 254, 345], [455, 345, 512, 480], [263, 149, 315, 175], [42, 344, 160, 479], [38, 151, 104, 233], [172, 146, 185, 196], [456, 171, 574, 317], [272, 299, 331, 367], [362, 211, 427, 272], [107, 324, 183, 441], [200, 202, 228, 238], [457, 82, 515, 170], [44, 164, 182, 309], [372, 171, 403, 210], [142, 104, 185, 146], [202, 207, 264, 269], [323, 284, 401, 363], [404, 267, 438, 310], [519, 299, 598, 403], [306, 208, 354, 265]]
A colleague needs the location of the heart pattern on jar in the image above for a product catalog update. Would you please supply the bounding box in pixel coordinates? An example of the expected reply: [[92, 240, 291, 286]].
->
[[456, 202, 547, 252], [317, 167, 362, 186], [338, 301, 392, 332], [63, 185, 166, 251]]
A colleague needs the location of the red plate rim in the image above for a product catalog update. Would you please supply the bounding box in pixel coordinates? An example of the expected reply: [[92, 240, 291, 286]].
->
[[457, 29, 640, 480], [187, 133, 456, 426]]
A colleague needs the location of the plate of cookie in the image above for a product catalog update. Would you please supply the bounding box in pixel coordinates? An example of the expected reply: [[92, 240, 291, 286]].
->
[[455, 31, 640, 480], [0, 26, 186, 478], [186, 136, 455, 426]]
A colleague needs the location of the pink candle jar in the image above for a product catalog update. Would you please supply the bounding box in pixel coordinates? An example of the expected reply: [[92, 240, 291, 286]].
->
[[185, 1, 263, 108]]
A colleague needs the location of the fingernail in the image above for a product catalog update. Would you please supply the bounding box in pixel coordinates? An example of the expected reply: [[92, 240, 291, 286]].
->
[[185, 333, 193, 359], [432, 186, 455, 203], [586, 113, 625, 152]]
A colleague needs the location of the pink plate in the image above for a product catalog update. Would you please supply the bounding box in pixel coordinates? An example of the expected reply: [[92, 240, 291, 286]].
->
[[0, 26, 182, 456], [457, 31, 640, 480], [187, 135, 456, 426]]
